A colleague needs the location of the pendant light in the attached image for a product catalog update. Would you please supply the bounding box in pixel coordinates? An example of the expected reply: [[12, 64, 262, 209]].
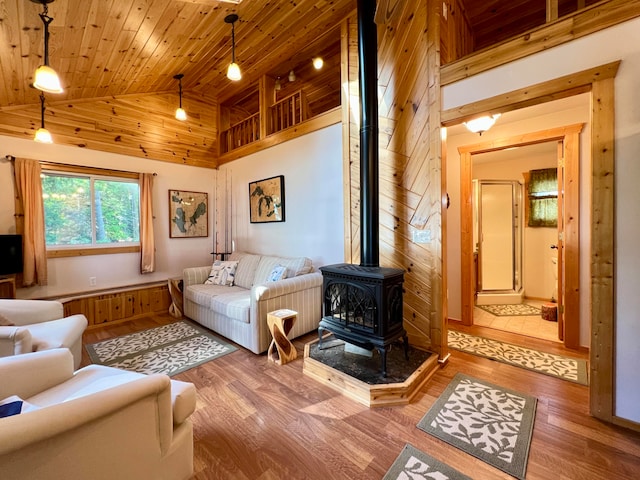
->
[[31, 0, 63, 94], [312, 57, 324, 69], [173, 74, 187, 121], [34, 94, 53, 143], [225, 14, 241, 81]]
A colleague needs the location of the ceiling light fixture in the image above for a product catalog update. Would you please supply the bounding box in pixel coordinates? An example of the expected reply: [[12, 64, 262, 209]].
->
[[34, 93, 53, 143], [463, 114, 501, 136], [225, 14, 241, 81], [288, 70, 296, 82], [312, 57, 324, 70], [173, 73, 187, 121], [274, 77, 281, 91], [31, 0, 63, 94]]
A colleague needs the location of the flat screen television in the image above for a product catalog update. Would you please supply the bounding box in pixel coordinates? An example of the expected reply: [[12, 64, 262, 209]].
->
[[0, 234, 23, 276]]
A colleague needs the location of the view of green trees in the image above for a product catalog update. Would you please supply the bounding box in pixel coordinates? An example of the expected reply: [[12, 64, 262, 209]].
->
[[42, 173, 140, 246]]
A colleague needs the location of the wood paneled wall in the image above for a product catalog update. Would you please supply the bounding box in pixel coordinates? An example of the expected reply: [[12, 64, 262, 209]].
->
[[0, 92, 219, 168], [440, 0, 474, 64], [344, 0, 444, 356]]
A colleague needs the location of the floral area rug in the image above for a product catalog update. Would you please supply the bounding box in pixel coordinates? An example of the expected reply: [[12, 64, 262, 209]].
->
[[86, 320, 236, 376], [383, 444, 471, 480], [476, 303, 541, 316], [417, 373, 536, 480], [448, 330, 589, 385]]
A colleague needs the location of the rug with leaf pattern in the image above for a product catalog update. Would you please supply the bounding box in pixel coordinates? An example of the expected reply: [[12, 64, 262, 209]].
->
[[476, 303, 541, 316], [383, 444, 471, 480], [417, 373, 536, 480], [86, 320, 236, 376], [448, 330, 589, 385]]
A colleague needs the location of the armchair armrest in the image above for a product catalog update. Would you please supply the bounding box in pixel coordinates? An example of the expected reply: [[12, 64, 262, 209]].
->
[[183, 266, 211, 287], [0, 327, 33, 359], [0, 349, 74, 400], [0, 299, 64, 326], [251, 272, 323, 302]]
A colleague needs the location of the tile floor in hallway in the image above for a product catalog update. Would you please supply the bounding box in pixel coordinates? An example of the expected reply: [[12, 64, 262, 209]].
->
[[473, 299, 561, 342]]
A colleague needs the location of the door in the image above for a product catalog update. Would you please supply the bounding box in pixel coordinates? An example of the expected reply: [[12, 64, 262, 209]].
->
[[556, 141, 565, 340]]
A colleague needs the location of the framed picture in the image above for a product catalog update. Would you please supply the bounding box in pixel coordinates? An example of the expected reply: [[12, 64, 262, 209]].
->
[[169, 190, 208, 238], [249, 175, 285, 223]]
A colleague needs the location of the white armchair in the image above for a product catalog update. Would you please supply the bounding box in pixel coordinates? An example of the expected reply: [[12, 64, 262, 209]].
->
[[0, 299, 87, 369], [0, 348, 196, 480]]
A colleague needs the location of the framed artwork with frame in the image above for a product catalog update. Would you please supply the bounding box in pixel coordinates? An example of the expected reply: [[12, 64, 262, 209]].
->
[[249, 175, 285, 223], [169, 190, 208, 238]]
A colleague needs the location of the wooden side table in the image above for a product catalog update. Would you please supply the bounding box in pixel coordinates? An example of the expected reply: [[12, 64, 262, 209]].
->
[[267, 309, 298, 365], [168, 277, 184, 318], [0, 277, 16, 299]]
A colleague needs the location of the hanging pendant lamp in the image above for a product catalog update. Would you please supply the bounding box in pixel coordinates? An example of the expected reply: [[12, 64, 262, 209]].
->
[[34, 94, 53, 143], [225, 14, 242, 81], [173, 74, 187, 121], [31, 0, 63, 94]]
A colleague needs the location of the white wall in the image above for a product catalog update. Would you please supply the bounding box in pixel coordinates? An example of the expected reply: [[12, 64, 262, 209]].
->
[[0, 135, 216, 298], [219, 124, 344, 269], [444, 18, 640, 423]]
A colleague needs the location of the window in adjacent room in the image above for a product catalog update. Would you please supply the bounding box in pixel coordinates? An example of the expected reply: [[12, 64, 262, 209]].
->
[[526, 167, 558, 227], [41, 167, 140, 254]]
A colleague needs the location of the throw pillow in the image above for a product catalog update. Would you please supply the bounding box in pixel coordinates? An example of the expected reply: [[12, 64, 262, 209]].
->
[[267, 265, 287, 282], [204, 260, 239, 286], [0, 313, 14, 326], [0, 395, 39, 418]]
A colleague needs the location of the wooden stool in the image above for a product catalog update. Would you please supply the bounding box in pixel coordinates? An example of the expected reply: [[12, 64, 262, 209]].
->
[[541, 303, 558, 322], [267, 309, 298, 365]]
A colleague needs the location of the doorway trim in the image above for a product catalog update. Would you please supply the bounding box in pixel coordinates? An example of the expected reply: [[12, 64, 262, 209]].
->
[[441, 61, 619, 422], [458, 124, 583, 347]]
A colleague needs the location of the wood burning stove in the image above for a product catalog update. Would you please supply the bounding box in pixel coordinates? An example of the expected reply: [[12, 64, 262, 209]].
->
[[318, 264, 408, 377], [317, 0, 409, 377]]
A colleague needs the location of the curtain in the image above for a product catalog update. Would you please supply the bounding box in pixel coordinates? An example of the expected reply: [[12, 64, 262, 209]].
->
[[528, 168, 558, 228], [139, 173, 156, 273], [14, 158, 47, 286]]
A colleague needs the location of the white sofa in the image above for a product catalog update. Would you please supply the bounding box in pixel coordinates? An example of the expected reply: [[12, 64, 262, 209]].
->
[[0, 299, 87, 369], [183, 251, 323, 354], [0, 348, 196, 480]]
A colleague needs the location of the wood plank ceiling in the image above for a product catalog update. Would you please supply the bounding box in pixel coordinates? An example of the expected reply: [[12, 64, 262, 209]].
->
[[0, 0, 355, 109]]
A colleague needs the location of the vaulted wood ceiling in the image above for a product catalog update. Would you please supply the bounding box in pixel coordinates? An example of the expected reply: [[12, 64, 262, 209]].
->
[[0, 0, 355, 108]]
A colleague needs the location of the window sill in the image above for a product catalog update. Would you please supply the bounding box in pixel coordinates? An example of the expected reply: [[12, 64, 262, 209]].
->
[[47, 246, 141, 258]]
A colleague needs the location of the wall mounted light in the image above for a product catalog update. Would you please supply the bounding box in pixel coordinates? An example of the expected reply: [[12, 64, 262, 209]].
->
[[225, 14, 241, 81], [31, 0, 63, 94], [173, 73, 187, 121], [312, 57, 324, 69], [463, 114, 501, 136], [288, 70, 296, 82], [34, 94, 53, 143]]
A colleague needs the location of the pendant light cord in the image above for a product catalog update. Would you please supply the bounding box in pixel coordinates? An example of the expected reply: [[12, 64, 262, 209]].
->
[[40, 93, 46, 128], [231, 22, 236, 63], [38, 3, 54, 67]]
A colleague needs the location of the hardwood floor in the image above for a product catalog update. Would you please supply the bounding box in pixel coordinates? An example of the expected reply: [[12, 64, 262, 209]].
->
[[81, 315, 640, 479]]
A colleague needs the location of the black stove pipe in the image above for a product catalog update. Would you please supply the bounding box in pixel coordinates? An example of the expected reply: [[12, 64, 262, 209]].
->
[[357, 0, 379, 268]]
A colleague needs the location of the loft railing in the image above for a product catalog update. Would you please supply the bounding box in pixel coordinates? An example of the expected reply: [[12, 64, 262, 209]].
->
[[269, 89, 308, 134], [220, 112, 260, 154]]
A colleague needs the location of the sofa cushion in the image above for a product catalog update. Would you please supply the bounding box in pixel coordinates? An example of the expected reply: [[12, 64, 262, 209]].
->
[[253, 255, 313, 284], [204, 260, 239, 286], [0, 313, 15, 326], [210, 292, 251, 324], [27, 316, 87, 352], [185, 284, 246, 308], [229, 252, 262, 289], [0, 395, 39, 418]]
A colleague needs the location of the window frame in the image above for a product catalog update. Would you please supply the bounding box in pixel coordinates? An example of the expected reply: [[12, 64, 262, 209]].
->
[[40, 162, 142, 258]]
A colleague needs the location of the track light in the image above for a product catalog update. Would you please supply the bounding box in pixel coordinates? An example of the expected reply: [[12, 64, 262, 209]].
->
[[34, 94, 53, 143], [173, 73, 187, 121], [225, 14, 242, 81], [32, 0, 63, 94]]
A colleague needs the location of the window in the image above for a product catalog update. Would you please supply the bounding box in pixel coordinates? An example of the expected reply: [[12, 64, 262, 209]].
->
[[42, 168, 140, 252], [527, 168, 558, 227]]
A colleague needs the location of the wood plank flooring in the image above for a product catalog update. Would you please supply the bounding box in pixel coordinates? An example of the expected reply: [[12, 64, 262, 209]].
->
[[81, 315, 640, 479]]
